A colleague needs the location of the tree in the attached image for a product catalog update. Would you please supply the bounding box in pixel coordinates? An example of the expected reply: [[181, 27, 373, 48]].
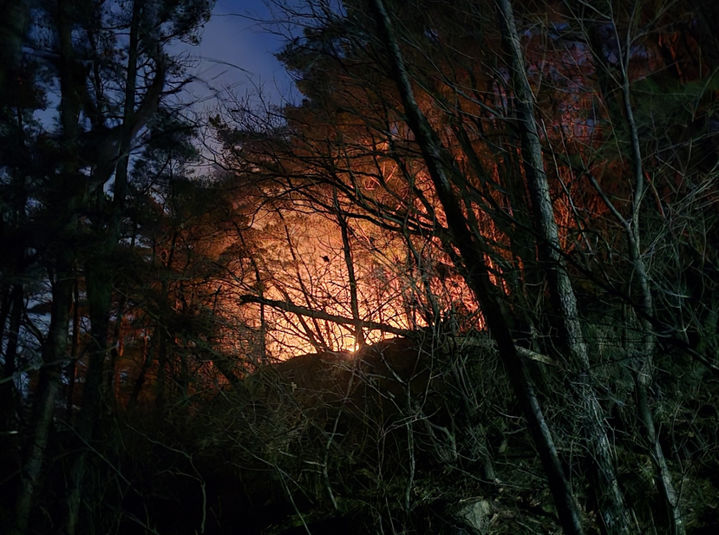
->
[[4, 1, 213, 532], [366, 0, 591, 531], [0, 0, 45, 434], [215, 0, 718, 531]]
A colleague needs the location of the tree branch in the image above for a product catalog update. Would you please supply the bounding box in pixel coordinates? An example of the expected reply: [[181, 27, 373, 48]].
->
[[239, 294, 412, 337]]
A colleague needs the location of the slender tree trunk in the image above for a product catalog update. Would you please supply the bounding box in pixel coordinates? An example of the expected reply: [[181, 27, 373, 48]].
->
[[581, 8, 685, 531], [12, 263, 74, 535], [334, 189, 365, 349], [14, 1, 82, 529], [238, 231, 267, 364], [65, 1, 163, 528], [155, 334, 169, 408], [278, 210, 328, 351], [0, 286, 10, 358], [254, 271, 267, 363], [1, 284, 23, 430], [66, 257, 113, 534], [65, 280, 81, 416], [0, 0, 29, 97], [368, 1, 584, 532], [495, 1, 631, 532], [2, 61, 30, 432], [403, 231, 439, 328], [132, 232, 178, 410], [620, 51, 684, 535], [105, 295, 127, 402], [128, 328, 157, 409]]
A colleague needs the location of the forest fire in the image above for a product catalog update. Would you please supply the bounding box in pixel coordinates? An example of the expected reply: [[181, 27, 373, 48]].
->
[[2, 0, 718, 534], [224, 211, 479, 358]]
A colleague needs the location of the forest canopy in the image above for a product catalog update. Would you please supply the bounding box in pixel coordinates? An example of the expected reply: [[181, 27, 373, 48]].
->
[[1, 0, 718, 534]]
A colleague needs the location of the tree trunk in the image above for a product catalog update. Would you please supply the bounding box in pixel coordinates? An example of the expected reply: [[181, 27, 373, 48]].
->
[[278, 210, 329, 351], [65, 280, 81, 416], [495, 1, 631, 532], [12, 263, 73, 535], [65, 0, 169, 527], [620, 45, 684, 535], [368, 1, 585, 532], [14, 0, 82, 529], [66, 256, 113, 534], [1, 284, 22, 430], [334, 188, 365, 349], [128, 328, 157, 409], [579, 9, 685, 532]]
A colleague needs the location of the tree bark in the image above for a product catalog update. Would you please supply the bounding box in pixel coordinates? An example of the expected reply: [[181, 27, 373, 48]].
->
[[495, 1, 632, 532]]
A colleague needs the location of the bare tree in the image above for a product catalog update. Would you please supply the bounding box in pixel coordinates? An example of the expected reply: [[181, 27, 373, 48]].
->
[[367, 0, 587, 532]]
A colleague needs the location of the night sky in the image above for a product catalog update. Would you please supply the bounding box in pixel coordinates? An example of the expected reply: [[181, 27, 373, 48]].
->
[[184, 0, 298, 109]]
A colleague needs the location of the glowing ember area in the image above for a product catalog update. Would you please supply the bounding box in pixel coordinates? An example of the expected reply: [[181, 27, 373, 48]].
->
[[213, 198, 481, 360]]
